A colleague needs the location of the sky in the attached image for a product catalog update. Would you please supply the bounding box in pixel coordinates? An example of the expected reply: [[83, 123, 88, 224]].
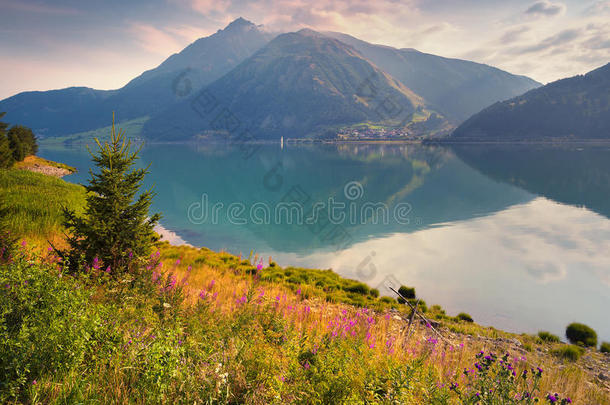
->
[[0, 0, 609, 100]]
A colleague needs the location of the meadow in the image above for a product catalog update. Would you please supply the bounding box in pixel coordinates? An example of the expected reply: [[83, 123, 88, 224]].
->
[[1, 165, 609, 404]]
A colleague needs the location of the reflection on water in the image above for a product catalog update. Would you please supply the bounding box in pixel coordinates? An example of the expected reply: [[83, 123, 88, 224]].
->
[[453, 144, 610, 218], [39, 142, 610, 341]]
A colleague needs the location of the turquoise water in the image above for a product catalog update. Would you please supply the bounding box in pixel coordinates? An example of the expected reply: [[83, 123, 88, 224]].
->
[[39, 142, 610, 341]]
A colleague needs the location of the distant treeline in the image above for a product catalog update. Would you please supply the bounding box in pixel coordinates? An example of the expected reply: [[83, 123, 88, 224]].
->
[[0, 112, 38, 168]]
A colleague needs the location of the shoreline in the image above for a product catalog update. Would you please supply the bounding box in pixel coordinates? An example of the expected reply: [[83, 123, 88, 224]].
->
[[14, 155, 76, 178]]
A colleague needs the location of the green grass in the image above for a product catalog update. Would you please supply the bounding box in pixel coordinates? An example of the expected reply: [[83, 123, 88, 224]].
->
[[552, 344, 585, 362], [0, 168, 86, 239], [39, 116, 148, 146]]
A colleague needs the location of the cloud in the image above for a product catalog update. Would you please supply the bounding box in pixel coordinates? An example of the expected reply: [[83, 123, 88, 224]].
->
[[499, 26, 530, 44], [515, 28, 581, 54], [583, 33, 610, 50], [525, 0, 566, 17], [129, 23, 185, 55], [583, 0, 610, 16], [190, 0, 232, 15]]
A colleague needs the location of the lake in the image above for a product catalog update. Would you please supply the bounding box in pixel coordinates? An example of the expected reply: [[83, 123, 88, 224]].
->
[[39, 142, 610, 342]]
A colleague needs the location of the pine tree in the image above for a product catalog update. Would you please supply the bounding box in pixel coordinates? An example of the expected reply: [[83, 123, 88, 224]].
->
[[61, 114, 161, 274], [0, 113, 13, 168]]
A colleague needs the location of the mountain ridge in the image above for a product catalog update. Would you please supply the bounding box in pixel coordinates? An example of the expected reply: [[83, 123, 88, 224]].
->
[[143, 29, 438, 140], [323, 31, 541, 122], [0, 18, 273, 137], [1, 18, 542, 140], [450, 63, 610, 141]]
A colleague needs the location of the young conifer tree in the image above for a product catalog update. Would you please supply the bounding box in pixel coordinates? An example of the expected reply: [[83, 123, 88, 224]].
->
[[62, 113, 161, 274]]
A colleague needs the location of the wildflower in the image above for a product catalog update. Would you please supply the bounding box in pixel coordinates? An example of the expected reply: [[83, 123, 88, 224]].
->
[[128, 250, 133, 259], [257, 260, 263, 271], [32, 380, 37, 385], [105, 266, 111, 273], [296, 288, 301, 295], [47, 246, 53, 252], [208, 280, 215, 289], [199, 290, 207, 300], [21, 240, 26, 248], [547, 394, 557, 403], [92, 256, 100, 270], [166, 275, 177, 291]]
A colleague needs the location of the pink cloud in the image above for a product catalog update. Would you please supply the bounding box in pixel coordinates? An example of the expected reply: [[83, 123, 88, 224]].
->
[[129, 23, 186, 55]]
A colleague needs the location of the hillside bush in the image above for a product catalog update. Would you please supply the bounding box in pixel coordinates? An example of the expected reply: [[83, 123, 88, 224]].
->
[[565, 323, 597, 347], [0, 252, 115, 401], [538, 331, 561, 343], [457, 312, 474, 323], [552, 345, 584, 362], [7, 125, 37, 162]]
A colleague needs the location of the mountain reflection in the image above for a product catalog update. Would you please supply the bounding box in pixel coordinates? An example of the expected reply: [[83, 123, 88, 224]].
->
[[452, 144, 610, 220]]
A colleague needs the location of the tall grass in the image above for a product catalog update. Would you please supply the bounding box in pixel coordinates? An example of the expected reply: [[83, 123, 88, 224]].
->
[[0, 168, 85, 240], [2, 244, 608, 404]]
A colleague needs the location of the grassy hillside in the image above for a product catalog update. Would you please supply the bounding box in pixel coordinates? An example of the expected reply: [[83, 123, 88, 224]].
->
[[38, 116, 148, 146], [0, 168, 85, 242], [1, 162, 609, 403]]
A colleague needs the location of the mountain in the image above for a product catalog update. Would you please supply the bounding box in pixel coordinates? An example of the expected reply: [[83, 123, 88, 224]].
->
[[0, 18, 543, 141], [0, 18, 273, 137], [451, 63, 610, 141], [323, 32, 541, 122], [143, 29, 441, 140]]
